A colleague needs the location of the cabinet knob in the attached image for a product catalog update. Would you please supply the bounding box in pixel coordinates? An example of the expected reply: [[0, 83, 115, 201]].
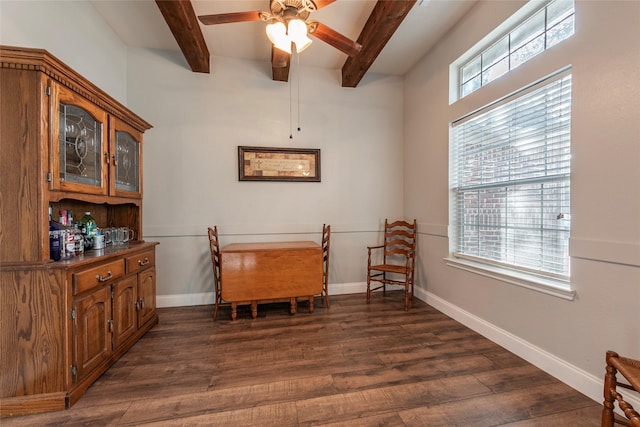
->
[[138, 257, 150, 266]]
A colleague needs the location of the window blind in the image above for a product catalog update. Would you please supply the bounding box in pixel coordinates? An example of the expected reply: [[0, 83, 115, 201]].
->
[[450, 74, 572, 278]]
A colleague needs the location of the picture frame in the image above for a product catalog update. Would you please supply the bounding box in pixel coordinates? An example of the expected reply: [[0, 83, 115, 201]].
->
[[238, 146, 321, 182]]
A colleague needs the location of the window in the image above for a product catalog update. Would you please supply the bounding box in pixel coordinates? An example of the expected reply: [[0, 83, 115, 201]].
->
[[459, 0, 574, 98], [450, 73, 572, 283]]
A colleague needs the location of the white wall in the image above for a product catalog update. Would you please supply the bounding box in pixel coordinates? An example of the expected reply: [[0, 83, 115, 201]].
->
[[0, 0, 128, 103], [404, 0, 640, 404], [125, 49, 405, 305]]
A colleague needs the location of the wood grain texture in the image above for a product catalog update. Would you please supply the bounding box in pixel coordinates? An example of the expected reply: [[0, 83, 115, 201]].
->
[[0, 46, 155, 418], [1, 293, 601, 426], [342, 0, 417, 88], [220, 242, 322, 313], [0, 269, 67, 397], [155, 0, 210, 73], [0, 68, 45, 263]]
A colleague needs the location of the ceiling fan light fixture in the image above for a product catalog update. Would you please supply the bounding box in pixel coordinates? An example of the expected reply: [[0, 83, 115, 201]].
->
[[287, 19, 312, 53], [266, 21, 285, 43], [266, 21, 292, 54], [294, 35, 312, 53]]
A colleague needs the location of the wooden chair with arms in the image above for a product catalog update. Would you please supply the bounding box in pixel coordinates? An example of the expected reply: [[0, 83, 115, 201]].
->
[[207, 226, 224, 321], [321, 224, 331, 309], [602, 350, 640, 427], [366, 219, 417, 311]]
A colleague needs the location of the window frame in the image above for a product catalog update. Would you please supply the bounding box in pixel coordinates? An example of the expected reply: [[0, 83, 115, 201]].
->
[[451, 0, 575, 103], [448, 69, 575, 300]]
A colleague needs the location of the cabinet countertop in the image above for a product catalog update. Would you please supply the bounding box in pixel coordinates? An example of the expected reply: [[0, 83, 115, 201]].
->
[[0, 241, 159, 271]]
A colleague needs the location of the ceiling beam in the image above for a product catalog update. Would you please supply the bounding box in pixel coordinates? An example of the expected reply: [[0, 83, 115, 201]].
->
[[341, 0, 416, 88], [271, 47, 291, 82], [156, 0, 210, 73]]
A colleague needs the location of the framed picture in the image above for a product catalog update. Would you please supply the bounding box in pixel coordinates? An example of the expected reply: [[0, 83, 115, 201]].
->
[[238, 146, 321, 182]]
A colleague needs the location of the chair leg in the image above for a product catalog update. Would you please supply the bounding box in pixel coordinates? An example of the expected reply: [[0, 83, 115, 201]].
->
[[404, 281, 410, 311], [602, 351, 617, 427], [382, 273, 386, 296], [324, 292, 331, 309], [366, 273, 371, 304], [212, 291, 220, 321]]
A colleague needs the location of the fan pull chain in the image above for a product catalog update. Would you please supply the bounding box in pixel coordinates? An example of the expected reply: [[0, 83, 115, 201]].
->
[[297, 52, 301, 133], [289, 61, 293, 139], [288, 50, 303, 140]]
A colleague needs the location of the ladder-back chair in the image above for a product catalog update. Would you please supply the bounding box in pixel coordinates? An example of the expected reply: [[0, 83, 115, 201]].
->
[[207, 226, 223, 321], [321, 224, 331, 308], [366, 219, 417, 311], [602, 350, 640, 427]]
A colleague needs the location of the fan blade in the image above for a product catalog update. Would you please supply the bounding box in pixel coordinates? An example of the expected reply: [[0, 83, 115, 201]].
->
[[198, 11, 262, 25], [314, 0, 337, 9], [308, 21, 362, 57]]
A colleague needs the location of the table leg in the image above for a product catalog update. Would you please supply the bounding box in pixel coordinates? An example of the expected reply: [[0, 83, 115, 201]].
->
[[309, 296, 314, 313], [231, 302, 237, 321], [251, 301, 257, 319], [290, 297, 297, 315]]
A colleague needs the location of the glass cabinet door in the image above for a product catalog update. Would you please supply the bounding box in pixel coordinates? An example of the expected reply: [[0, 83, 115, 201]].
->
[[110, 117, 143, 198], [115, 131, 139, 193], [54, 85, 108, 195]]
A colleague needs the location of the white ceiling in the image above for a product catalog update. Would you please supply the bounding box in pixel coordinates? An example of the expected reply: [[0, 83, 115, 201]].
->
[[91, 0, 476, 76]]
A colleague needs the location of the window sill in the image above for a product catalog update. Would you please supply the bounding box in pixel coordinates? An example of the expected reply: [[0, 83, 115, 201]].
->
[[444, 257, 576, 301]]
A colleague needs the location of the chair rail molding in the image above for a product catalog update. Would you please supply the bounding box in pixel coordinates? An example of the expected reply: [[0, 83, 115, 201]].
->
[[570, 237, 640, 267]]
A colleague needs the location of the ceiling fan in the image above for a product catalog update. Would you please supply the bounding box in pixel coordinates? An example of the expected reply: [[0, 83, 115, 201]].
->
[[197, 0, 362, 62]]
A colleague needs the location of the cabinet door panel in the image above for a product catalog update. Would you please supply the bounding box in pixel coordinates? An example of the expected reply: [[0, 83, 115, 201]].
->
[[72, 286, 112, 382], [52, 84, 108, 196], [110, 117, 143, 199], [113, 276, 138, 349], [137, 268, 156, 327]]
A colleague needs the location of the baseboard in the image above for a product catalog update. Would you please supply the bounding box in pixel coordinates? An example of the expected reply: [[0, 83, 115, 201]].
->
[[156, 292, 215, 308], [417, 288, 640, 411]]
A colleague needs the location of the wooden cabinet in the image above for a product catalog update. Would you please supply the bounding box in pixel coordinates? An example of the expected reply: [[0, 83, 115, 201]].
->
[[71, 248, 157, 385], [0, 46, 157, 417]]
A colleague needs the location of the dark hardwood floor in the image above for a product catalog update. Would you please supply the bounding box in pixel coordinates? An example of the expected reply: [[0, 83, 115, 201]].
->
[[3, 292, 603, 426]]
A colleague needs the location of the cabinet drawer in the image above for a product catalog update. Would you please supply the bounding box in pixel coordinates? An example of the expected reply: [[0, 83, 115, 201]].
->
[[73, 259, 125, 295], [126, 249, 155, 274]]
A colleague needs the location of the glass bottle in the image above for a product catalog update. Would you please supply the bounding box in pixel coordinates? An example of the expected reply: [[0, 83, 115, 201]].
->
[[48, 205, 61, 261], [79, 212, 97, 250]]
